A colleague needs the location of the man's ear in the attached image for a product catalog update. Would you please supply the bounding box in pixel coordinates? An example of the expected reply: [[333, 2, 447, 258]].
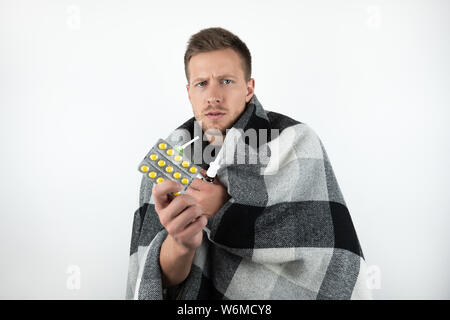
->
[[245, 78, 255, 103], [186, 83, 191, 101]]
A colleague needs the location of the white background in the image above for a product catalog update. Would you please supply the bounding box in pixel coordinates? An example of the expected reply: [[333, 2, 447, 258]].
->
[[1, 0, 449, 299]]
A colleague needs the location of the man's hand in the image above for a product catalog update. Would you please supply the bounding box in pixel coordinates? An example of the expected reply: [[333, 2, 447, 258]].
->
[[184, 169, 230, 219], [153, 180, 207, 252]]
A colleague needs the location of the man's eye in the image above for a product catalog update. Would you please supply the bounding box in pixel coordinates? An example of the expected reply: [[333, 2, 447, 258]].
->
[[223, 79, 232, 84], [196, 81, 206, 87]]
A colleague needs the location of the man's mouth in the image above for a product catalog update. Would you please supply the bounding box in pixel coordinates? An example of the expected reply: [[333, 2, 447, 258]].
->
[[205, 111, 225, 120]]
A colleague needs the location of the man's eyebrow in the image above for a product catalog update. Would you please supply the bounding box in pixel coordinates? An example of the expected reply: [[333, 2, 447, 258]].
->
[[191, 74, 237, 83]]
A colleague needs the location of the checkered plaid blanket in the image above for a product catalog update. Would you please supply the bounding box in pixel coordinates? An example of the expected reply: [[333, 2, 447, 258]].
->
[[126, 95, 372, 300]]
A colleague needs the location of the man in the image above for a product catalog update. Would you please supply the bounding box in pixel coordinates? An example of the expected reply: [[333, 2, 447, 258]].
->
[[126, 27, 372, 300]]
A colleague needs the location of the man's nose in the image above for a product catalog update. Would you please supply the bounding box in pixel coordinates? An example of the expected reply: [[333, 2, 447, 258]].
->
[[206, 83, 222, 105], [207, 96, 221, 105]]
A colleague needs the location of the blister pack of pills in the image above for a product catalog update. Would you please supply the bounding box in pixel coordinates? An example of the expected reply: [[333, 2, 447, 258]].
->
[[137, 138, 202, 195]]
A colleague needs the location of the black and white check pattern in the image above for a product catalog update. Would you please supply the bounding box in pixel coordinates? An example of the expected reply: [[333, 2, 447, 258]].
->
[[126, 95, 372, 300]]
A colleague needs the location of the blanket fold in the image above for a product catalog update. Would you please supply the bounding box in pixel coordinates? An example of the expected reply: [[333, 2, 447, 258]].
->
[[126, 95, 372, 300]]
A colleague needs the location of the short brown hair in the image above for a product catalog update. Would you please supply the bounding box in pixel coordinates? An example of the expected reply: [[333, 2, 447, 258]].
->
[[184, 27, 252, 83]]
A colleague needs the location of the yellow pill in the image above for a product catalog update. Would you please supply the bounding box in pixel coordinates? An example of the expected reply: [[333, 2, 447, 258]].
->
[[158, 160, 165, 167], [182, 160, 189, 167], [149, 154, 158, 161], [189, 166, 197, 174], [173, 192, 181, 196], [158, 143, 167, 150], [140, 165, 149, 173], [148, 171, 157, 179], [166, 149, 174, 156], [173, 172, 181, 179], [165, 166, 173, 173], [157, 177, 165, 184], [181, 178, 189, 185]]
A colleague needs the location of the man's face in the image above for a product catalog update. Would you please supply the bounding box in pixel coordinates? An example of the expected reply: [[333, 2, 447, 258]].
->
[[186, 48, 255, 139]]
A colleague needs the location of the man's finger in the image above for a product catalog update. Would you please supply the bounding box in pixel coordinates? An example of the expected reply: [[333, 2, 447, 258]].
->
[[188, 178, 204, 191], [177, 215, 208, 240], [184, 184, 202, 201], [165, 194, 197, 220], [199, 168, 222, 186], [152, 180, 182, 211], [166, 205, 202, 234], [197, 174, 223, 188]]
